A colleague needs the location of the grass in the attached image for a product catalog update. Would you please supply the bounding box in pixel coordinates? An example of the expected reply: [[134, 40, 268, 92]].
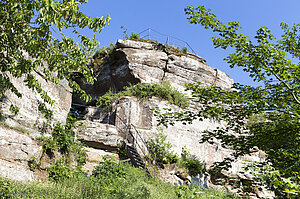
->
[[0, 160, 240, 199]]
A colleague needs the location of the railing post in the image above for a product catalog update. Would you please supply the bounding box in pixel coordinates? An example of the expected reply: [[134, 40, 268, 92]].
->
[[148, 28, 150, 40], [166, 36, 169, 45]]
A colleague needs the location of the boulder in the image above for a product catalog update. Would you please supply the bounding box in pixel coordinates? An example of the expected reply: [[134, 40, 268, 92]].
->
[[83, 147, 118, 175]]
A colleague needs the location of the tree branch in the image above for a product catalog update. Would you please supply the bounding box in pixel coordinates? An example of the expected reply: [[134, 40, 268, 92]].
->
[[268, 67, 300, 105]]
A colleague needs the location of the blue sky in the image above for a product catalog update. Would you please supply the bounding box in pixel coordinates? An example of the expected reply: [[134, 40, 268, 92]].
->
[[75, 0, 300, 86]]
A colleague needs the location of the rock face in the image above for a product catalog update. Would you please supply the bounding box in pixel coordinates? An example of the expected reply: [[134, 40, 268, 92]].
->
[[0, 125, 42, 181], [0, 52, 72, 182], [0, 69, 72, 137], [83, 147, 118, 175], [73, 39, 233, 105], [72, 39, 270, 198], [72, 39, 254, 172]]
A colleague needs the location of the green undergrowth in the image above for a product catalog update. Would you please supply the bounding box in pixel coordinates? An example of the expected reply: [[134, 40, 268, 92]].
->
[[147, 132, 206, 176], [97, 82, 189, 109], [0, 156, 239, 199], [32, 113, 87, 180]]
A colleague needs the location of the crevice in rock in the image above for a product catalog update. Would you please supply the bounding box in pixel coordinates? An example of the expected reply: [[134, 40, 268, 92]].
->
[[161, 45, 171, 82], [161, 58, 169, 81], [79, 140, 119, 152], [214, 68, 218, 85]]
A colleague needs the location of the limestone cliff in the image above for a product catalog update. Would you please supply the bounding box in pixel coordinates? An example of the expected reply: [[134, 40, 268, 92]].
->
[[72, 39, 255, 170], [0, 38, 272, 198]]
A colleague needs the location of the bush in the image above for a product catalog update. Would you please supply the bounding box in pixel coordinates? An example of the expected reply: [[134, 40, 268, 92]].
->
[[36, 114, 87, 182], [245, 162, 300, 198], [94, 43, 115, 67], [130, 32, 140, 39], [147, 131, 179, 166], [40, 136, 57, 157], [52, 122, 74, 154], [96, 90, 121, 108], [48, 159, 74, 182], [94, 43, 115, 58], [183, 158, 205, 176], [180, 147, 205, 176], [120, 26, 140, 40], [181, 47, 188, 54], [92, 156, 126, 180]]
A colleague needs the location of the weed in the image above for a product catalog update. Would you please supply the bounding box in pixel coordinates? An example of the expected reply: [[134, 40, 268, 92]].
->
[[92, 156, 126, 180], [130, 32, 140, 39], [181, 47, 188, 54], [0, 166, 239, 199], [48, 158, 74, 182], [93, 42, 115, 68], [28, 156, 41, 171], [120, 26, 140, 40]]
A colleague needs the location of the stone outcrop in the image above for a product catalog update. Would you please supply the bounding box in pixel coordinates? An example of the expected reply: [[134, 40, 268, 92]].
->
[[0, 38, 271, 198], [72, 39, 272, 198], [72, 39, 256, 173], [0, 52, 72, 181], [83, 147, 118, 175], [73, 39, 233, 105]]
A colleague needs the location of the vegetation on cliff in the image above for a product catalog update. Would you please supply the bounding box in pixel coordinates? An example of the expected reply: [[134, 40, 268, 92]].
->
[[96, 82, 190, 109]]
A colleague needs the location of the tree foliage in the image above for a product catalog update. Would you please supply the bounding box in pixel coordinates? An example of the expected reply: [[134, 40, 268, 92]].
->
[[155, 5, 300, 197], [0, 0, 110, 119]]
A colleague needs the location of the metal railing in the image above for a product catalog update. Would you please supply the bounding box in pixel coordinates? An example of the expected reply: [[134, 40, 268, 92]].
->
[[112, 108, 156, 179], [72, 103, 156, 178], [137, 28, 196, 54]]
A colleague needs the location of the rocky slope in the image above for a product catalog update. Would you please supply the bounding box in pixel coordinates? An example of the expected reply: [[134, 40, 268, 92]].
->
[[0, 53, 71, 181], [0, 57, 72, 137]]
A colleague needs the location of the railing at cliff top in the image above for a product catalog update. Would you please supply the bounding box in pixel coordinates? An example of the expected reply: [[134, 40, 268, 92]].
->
[[137, 28, 197, 55]]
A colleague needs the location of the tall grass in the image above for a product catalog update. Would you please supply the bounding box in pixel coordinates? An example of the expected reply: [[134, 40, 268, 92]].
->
[[0, 160, 239, 199]]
